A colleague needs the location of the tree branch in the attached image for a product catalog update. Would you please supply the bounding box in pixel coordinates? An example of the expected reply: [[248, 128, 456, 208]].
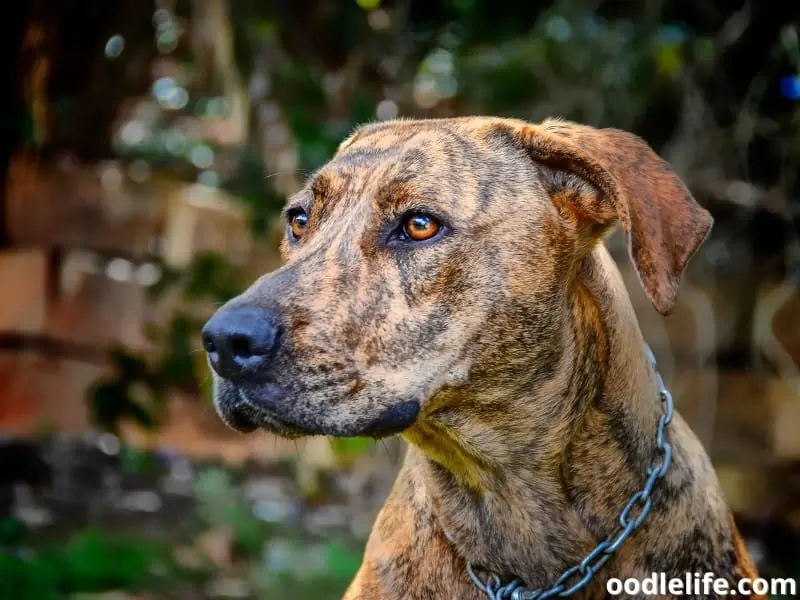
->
[[0, 333, 106, 364]]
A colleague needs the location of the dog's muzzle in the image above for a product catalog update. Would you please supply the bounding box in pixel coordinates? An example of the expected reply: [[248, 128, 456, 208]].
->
[[202, 304, 421, 438], [202, 303, 295, 434]]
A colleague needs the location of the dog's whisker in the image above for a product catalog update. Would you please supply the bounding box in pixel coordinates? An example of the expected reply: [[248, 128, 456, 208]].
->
[[380, 439, 392, 463], [265, 168, 308, 181]]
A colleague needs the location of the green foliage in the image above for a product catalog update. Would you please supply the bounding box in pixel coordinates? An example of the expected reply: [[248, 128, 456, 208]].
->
[[453, 7, 689, 128], [0, 530, 173, 600], [90, 250, 246, 432], [0, 467, 365, 600], [156, 314, 201, 390], [193, 468, 273, 556], [324, 539, 363, 580], [329, 436, 375, 463], [0, 517, 26, 546], [192, 467, 363, 598], [272, 60, 347, 171], [88, 351, 161, 434], [355, 0, 381, 10], [85, 0, 799, 468], [223, 149, 286, 235], [182, 251, 246, 302], [249, 536, 363, 599], [119, 445, 161, 477]]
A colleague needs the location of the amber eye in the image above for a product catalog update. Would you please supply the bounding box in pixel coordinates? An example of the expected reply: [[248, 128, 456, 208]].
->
[[288, 210, 308, 240], [402, 213, 441, 242]]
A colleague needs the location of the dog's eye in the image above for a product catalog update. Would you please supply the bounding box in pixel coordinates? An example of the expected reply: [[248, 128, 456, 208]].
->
[[402, 213, 441, 242], [288, 210, 309, 240]]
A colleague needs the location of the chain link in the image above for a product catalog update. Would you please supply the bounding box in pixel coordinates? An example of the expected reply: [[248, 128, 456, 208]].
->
[[468, 347, 673, 600]]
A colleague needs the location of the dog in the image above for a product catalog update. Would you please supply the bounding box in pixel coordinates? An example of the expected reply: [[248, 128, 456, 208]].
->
[[202, 117, 763, 599]]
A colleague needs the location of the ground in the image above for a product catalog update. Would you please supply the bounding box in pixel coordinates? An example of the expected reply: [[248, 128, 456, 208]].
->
[[0, 432, 401, 600]]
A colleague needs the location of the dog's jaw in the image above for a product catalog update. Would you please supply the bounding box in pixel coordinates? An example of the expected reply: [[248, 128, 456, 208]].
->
[[213, 377, 308, 438], [213, 375, 422, 439]]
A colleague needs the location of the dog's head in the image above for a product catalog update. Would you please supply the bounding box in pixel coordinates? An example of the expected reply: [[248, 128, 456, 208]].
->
[[202, 117, 711, 439]]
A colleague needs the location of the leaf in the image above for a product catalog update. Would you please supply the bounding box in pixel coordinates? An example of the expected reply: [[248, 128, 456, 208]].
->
[[654, 44, 683, 78], [355, 0, 380, 10], [0, 551, 59, 600], [88, 380, 130, 434], [329, 437, 373, 462], [0, 516, 26, 545], [88, 379, 159, 434], [119, 447, 158, 477], [323, 541, 362, 580], [156, 314, 200, 389], [108, 349, 151, 383], [54, 530, 164, 591], [183, 252, 244, 302]]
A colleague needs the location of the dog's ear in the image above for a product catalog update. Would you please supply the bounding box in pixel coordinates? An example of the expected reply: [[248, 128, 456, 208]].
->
[[508, 119, 712, 316]]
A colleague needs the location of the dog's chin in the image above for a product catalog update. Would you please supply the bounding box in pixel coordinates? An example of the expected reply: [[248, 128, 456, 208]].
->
[[212, 380, 306, 438], [213, 379, 420, 439], [235, 389, 311, 439]]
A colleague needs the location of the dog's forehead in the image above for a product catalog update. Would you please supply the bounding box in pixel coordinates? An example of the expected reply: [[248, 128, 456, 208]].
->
[[333, 120, 472, 179], [298, 118, 531, 219], [336, 117, 499, 157]]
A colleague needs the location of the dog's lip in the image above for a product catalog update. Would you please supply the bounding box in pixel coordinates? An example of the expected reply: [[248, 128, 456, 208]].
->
[[234, 388, 311, 436], [226, 404, 260, 433], [221, 381, 421, 439], [357, 400, 420, 439]]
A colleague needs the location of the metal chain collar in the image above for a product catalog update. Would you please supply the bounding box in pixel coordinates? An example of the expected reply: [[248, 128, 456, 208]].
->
[[467, 347, 674, 600]]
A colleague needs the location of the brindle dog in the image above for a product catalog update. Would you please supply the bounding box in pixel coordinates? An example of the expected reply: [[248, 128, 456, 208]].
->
[[202, 117, 762, 599]]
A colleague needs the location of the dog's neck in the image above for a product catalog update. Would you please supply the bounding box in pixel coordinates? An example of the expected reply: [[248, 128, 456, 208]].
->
[[401, 246, 727, 592]]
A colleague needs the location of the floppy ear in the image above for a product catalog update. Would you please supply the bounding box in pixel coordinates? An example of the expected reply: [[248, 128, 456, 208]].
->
[[509, 118, 712, 316]]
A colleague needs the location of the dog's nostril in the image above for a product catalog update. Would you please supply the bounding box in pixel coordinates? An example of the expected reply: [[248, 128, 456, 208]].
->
[[202, 305, 280, 379], [201, 332, 217, 354], [231, 334, 254, 359]]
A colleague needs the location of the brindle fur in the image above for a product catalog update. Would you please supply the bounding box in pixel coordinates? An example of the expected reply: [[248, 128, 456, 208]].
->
[[209, 117, 762, 599]]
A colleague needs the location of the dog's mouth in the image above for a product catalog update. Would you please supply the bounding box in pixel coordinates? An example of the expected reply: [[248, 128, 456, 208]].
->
[[230, 388, 313, 438], [216, 381, 421, 440]]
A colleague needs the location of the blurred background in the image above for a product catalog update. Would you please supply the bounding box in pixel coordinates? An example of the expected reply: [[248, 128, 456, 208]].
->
[[0, 0, 798, 598]]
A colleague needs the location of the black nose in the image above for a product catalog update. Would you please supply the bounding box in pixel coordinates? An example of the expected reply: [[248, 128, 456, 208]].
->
[[202, 305, 280, 380]]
